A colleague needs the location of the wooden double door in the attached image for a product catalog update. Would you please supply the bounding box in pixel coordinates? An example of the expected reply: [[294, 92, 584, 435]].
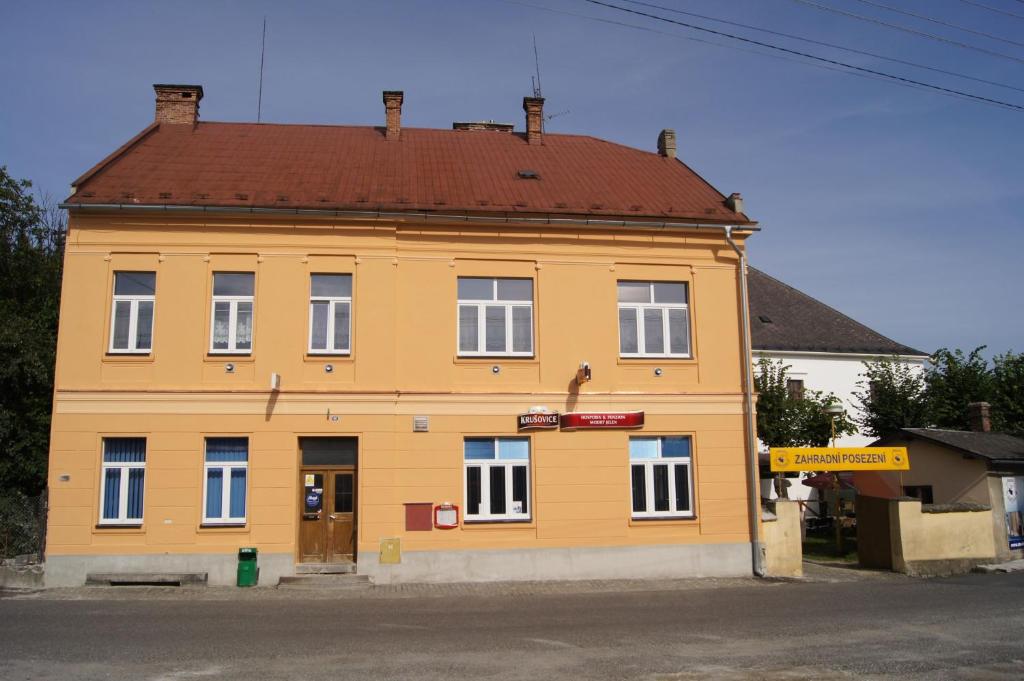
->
[[299, 467, 356, 563]]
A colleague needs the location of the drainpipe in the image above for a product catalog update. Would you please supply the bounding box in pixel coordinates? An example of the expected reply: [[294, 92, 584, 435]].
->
[[722, 225, 766, 578]]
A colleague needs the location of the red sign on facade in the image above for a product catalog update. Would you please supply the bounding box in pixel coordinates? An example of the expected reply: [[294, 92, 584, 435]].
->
[[559, 412, 644, 430]]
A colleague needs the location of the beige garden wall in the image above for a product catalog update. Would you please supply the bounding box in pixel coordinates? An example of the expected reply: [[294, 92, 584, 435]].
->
[[762, 500, 802, 578], [892, 499, 997, 576]]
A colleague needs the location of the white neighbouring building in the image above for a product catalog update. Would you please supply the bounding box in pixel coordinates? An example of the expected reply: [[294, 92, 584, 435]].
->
[[748, 268, 929, 505]]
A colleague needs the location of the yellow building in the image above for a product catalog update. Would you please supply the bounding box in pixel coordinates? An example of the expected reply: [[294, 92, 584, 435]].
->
[[46, 84, 761, 585]]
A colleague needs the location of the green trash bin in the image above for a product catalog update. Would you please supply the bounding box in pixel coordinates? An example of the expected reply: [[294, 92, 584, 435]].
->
[[237, 547, 258, 587]]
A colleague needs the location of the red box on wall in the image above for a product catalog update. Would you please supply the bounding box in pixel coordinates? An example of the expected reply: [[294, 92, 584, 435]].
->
[[404, 502, 433, 531]]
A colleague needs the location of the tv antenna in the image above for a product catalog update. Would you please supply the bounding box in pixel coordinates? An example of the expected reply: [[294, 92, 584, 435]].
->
[[531, 33, 543, 99], [257, 17, 267, 123]]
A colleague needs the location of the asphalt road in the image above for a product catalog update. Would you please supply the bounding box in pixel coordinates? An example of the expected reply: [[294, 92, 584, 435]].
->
[[2, 572, 1023, 680]]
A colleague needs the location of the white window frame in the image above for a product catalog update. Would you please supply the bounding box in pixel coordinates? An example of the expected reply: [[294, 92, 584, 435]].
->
[[463, 438, 531, 522], [457, 278, 534, 357], [307, 275, 352, 355], [629, 436, 695, 519], [98, 439, 146, 525], [209, 274, 254, 354], [618, 281, 691, 359], [108, 273, 155, 354], [202, 440, 249, 525]]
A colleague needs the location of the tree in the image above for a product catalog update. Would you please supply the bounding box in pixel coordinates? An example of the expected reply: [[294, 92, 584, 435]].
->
[[991, 351, 1024, 436], [925, 347, 992, 430], [854, 357, 929, 439], [754, 358, 855, 448], [0, 166, 65, 495]]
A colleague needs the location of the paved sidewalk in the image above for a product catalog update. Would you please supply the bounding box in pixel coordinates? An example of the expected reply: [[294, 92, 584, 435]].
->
[[6, 574, 770, 601], [975, 558, 1024, 574], [1, 560, 909, 602]]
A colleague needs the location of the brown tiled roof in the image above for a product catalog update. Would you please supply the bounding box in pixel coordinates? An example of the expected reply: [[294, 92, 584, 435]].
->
[[884, 429, 1024, 465], [749, 267, 927, 356], [66, 122, 752, 224]]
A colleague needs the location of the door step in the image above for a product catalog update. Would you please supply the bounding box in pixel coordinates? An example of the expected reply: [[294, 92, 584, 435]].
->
[[295, 562, 356, 575], [277, 574, 371, 590]]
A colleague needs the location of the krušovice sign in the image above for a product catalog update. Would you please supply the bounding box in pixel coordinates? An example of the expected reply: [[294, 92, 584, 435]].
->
[[769, 447, 910, 472], [517, 412, 560, 430], [559, 412, 644, 430]]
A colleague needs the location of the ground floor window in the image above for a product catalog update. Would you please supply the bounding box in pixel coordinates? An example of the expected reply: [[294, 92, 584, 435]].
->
[[630, 436, 694, 519], [203, 437, 249, 524], [464, 437, 530, 522], [99, 438, 146, 524]]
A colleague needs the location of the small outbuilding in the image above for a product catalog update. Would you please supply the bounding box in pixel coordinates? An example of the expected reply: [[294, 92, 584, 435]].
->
[[855, 403, 1024, 563]]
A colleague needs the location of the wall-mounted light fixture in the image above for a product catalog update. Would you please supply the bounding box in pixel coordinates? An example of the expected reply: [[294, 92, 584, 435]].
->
[[225, 363, 235, 373], [492, 365, 501, 374], [576, 361, 592, 385], [325, 364, 334, 373], [654, 367, 663, 377]]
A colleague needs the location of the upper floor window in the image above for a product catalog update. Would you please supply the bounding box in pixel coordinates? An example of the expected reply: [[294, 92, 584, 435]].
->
[[617, 281, 690, 358], [786, 379, 805, 401], [464, 437, 531, 522], [309, 274, 352, 354], [109, 272, 155, 354], [210, 273, 254, 354], [457, 277, 533, 356], [203, 437, 249, 524], [629, 436, 694, 519], [99, 437, 146, 525]]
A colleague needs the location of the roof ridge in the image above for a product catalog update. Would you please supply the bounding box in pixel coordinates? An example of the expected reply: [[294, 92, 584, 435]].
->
[[749, 266, 928, 357]]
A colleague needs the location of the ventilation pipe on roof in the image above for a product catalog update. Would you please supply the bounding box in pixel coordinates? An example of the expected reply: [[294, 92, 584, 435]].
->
[[153, 84, 203, 125], [657, 129, 677, 159], [523, 97, 544, 145], [383, 90, 404, 141], [722, 224, 766, 579]]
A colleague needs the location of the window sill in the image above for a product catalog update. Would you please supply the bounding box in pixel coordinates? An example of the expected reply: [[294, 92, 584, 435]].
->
[[617, 357, 695, 365], [304, 353, 353, 362], [204, 354, 255, 363], [103, 353, 154, 364], [199, 523, 248, 529], [629, 515, 698, 525], [462, 518, 534, 527], [95, 523, 143, 530], [454, 356, 538, 364]]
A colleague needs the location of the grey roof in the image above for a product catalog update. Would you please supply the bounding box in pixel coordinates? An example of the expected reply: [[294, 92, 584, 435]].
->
[[748, 267, 927, 356], [893, 428, 1024, 465]]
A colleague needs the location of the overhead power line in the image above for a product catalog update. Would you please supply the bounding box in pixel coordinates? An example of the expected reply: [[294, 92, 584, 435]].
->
[[621, 0, 1024, 94], [580, 0, 1024, 111], [959, 0, 1024, 20], [850, 0, 1024, 48], [788, 0, 1024, 64]]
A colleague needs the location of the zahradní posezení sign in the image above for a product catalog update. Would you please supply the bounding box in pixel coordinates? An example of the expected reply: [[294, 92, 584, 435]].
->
[[769, 447, 910, 473]]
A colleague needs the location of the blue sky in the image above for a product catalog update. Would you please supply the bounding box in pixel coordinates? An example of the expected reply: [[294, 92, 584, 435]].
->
[[2, 0, 1021, 357]]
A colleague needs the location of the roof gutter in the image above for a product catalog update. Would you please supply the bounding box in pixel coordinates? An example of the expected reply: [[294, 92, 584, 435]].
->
[[722, 225, 766, 579], [58, 203, 760, 232]]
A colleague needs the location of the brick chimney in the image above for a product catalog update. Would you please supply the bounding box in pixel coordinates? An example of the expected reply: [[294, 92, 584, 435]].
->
[[383, 90, 404, 141], [153, 84, 203, 125], [726, 192, 744, 215], [968, 402, 991, 432], [523, 97, 544, 145], [657, 129, 676, 159]]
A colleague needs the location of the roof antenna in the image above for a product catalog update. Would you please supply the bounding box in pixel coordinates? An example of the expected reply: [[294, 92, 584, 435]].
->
[[257, 16, 267, 123], [532, 33, 543, 99]]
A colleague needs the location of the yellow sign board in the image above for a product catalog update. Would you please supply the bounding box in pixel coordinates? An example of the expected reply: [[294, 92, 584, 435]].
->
[[769, 447, 910, 472]]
